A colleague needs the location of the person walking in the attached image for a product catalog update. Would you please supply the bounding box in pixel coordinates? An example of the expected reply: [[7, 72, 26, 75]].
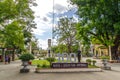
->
[[8, 56, 11, 64], [5, 56, 8, 64]]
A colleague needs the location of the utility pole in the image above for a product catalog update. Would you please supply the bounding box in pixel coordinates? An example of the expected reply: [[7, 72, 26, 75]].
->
[[51, 0, 55, 57], [52, 0, 55, 42]]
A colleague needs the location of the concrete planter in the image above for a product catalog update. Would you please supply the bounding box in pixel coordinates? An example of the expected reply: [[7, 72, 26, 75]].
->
[[20, 61, 30, 73], [35, 68, 40, 73], [101, 59, 111, 70]]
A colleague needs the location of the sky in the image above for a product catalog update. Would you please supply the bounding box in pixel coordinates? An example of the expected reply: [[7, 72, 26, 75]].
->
[[31, 0, 77, 49]]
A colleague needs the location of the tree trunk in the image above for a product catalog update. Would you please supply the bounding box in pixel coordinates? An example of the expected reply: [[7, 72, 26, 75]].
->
[[12, 49, 15, 61], [1, 48, 4, 62], [108, 46, 112, 61], [111, 35, 120, 60], [67, 44, 72, 54], [111, 45, 119, 60]]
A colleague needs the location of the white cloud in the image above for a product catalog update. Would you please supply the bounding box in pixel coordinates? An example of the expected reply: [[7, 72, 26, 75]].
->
[[54, 3, 66, 14], [33, 16, 52, 36], [32, 29, 45, 36], [54, 0, 69, 7], [31, 0, 53, 17], [38, 39, 48, 50]]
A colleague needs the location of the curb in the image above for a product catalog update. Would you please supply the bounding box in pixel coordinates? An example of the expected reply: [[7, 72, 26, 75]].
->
[[35, 68, 102, 73]]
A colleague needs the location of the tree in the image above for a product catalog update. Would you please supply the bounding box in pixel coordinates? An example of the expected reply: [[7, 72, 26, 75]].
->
[[16, 0, 36, 45], [51, 44, 67, 53], [54, 17, 78, 53], [3, 21, 24, 49], [70, 0, 120, 60], [0, 0, 36, 48], [30, 37, 39, 54], [0, 0, 18, 24], [2, 21, 24, 61], [0, 0, 37, 61]]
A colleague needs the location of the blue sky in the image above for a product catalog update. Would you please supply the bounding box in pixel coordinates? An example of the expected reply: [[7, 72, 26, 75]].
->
[[31, 0, 77, 49]]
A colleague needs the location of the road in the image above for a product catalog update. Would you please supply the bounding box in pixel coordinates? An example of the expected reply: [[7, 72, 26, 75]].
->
[[0, 59, 120, 80]]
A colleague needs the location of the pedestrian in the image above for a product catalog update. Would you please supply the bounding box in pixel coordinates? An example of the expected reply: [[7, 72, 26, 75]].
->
[[5, 56, 8, 64], [0, 55, 2, 62], [8, 56, 11, 64]]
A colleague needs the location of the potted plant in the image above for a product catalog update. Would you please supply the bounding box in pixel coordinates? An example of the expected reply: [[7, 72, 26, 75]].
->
[[100, 56, 109, 67], [35, 64, 41, 72], [92, 60, 97, 66], [100, 56, 109, 62], [86, 59, 92, 65], [19, 53, 34, 73]]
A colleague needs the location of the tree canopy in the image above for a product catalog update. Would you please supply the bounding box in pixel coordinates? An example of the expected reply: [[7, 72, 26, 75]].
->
[[54, 17, 78, 53], [0, 0, 37, 51], [70, 0, 120, 59]]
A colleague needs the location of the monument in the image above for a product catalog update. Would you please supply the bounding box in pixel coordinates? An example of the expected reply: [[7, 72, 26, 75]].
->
[[52, 53, 88, 68]]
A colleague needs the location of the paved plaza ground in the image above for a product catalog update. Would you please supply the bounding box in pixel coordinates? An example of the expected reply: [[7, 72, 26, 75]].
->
[[0, 58, 120, 80]]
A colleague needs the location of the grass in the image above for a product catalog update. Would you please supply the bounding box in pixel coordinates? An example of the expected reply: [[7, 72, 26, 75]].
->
[[88, 65, 99, 68]]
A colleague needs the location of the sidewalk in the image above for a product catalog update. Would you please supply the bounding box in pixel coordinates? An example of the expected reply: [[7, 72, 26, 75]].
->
[[0, 60, 21, 72], [0, 58, 120, 80]]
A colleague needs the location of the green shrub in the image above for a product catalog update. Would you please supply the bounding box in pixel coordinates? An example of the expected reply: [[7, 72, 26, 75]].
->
[[86, 59, 92, 65], [19, 53, 34, 61], [46, 57, 55, 65], [100, 56, 109, 60], [37, 64, 41, 68], [42, 62, 50, 68], [46, 57, 55, 62], [31, 60, 50, 66], [39, 58, 41, 60], [35, 61, 50, 68]]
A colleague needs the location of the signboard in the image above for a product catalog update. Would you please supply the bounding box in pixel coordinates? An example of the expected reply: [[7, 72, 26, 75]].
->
[[51, 63, 88, 68], [48, 39, 51, 47]]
